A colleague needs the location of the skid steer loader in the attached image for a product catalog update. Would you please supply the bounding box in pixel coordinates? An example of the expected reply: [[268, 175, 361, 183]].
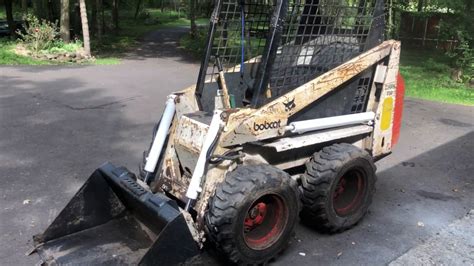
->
[[31, 0, 405, 264]]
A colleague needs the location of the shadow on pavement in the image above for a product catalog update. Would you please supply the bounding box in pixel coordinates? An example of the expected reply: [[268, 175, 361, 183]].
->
[[0, 74, 154, 265], [0, 72, 472, 265], [187, 131, 474, 265], [124, 27, 200, 63]]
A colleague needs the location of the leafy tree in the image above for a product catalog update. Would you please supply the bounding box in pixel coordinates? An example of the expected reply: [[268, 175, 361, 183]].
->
[[435, 0, 473, 79]]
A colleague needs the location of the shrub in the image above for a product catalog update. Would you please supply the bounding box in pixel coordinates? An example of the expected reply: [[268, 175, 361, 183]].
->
[[47, 40, 83, 54], [17, 14, 58, 54], [422, 58, 450, 73], [179, 28, 207, 57], [447, 38, 473, 76]]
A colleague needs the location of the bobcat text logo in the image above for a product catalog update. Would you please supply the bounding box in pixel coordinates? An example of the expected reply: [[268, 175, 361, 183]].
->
[[253, 120, 281, 131]]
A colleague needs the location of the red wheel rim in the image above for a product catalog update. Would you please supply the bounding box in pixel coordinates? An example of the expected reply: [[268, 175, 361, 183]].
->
[[243, 194, 288, 250], [333, 168, 366, 216]]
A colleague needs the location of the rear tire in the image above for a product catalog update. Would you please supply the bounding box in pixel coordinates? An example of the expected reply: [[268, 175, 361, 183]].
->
[[205, 164, 299, 264], [300, 143, 376, 233]]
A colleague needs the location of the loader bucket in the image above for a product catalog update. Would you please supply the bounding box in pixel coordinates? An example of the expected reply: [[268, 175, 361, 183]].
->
[[32, 162, 199, 265]]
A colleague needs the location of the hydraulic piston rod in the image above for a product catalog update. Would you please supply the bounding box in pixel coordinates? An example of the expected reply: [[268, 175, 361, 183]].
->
[[144, 95, 177, 182], [285, 112, 375, 134]]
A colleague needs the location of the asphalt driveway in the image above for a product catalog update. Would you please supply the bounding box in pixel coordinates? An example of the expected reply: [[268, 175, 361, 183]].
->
[[0, 28, 473, 265]]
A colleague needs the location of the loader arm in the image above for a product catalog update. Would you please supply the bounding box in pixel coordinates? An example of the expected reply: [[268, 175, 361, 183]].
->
[[221, 40, 400, 147]]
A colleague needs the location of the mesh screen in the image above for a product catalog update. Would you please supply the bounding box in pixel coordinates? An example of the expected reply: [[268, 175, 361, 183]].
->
[[201, 0, 383, 105], [204, 0, 275, 84], [271, 0, 380, 96]]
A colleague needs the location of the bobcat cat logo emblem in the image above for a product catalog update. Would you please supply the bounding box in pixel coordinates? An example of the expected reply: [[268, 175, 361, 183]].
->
[[283, 97, 296, 111]]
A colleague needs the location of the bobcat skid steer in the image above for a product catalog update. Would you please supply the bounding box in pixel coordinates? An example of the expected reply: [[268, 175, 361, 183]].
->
[[31, 0, 405, 264]]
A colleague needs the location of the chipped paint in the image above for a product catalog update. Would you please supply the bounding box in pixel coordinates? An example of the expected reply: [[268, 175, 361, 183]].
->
[[221, 40, 397, 146], [372, 41, 401, 156], [151, 41, 401, 239]]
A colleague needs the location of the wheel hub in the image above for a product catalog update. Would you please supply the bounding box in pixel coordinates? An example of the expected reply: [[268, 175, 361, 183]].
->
[[334, 178, 347, 199], [244, 203, 267, 230], [243, 194, 287, 250], [333, 168, 366, 216]]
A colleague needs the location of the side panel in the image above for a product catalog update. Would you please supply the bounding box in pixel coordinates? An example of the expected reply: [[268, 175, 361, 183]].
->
[[371, 42, 401, 157], [221, 41, 396, 146]]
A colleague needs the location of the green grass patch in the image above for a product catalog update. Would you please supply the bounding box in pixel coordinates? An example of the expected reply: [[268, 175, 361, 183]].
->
[[0, 39, 119, 65], [400, 49, 474, 106], [0, 39, 50, 65], [94, 57, 120, 65]]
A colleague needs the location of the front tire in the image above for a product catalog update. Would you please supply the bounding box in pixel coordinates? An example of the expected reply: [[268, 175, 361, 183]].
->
[[300, 143, 376, 233], [205, 164, 299, 264]]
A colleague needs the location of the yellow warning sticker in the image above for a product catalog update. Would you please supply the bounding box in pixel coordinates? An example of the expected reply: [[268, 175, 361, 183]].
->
[[381, 97, 394, 131]]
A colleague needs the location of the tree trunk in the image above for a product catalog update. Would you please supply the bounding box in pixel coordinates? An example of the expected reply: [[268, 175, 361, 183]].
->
[[134, 0, 143, 20], [417, 0, 423, 12], [21, 0, 28, 13], [4, 0, 15, 37], [33, 0, 52, 20], [112, 0, 119, 31], [189, 0, 197, 37], [79, 0, 91, 56], [47, 0, 54, 21], [96, 0, 103, 40], [60, 0, 70, 42], [91, 0, 97, 35], [73, 2, 81, 38], [387, 0, 393, 38], [466, 0, 473, 18]]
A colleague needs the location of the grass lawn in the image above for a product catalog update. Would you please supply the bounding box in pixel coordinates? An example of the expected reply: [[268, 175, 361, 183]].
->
[[0, 39, 50, 65], [400, 49, 474, 106], [0, 39, 120, 65]]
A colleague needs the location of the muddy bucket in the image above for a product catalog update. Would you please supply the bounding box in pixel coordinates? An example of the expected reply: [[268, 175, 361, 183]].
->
[[31, 162, 199, 265]]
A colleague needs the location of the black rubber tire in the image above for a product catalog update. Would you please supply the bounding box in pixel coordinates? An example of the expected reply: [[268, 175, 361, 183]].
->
[[300, 143, 376, 233], [205, 164, 299, 264]]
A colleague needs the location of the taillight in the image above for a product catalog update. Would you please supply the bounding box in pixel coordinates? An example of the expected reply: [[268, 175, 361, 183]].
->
[[391, 73, 405, 147]]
